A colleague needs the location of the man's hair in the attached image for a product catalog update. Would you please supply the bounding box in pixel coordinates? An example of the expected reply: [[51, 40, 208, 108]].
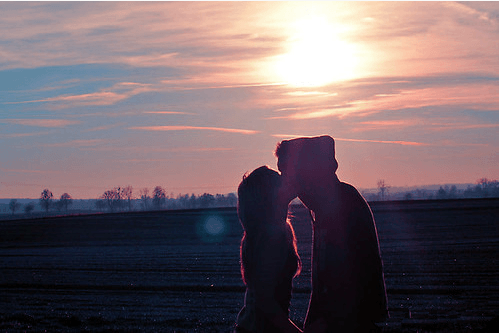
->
[[275, 135, 338, 176]]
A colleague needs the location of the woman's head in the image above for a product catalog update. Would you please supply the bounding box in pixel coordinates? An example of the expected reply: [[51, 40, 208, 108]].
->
[[237, 166, 287, 233], [237, 165, 301, 284]]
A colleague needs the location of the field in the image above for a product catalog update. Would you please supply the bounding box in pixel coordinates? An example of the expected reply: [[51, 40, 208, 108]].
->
[[1, 198, 498, 332]]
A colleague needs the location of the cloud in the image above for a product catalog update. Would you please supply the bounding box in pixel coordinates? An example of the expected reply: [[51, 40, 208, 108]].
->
[[0, 168, 48, 174], [271, 134, 429, 146], [143, 111, 193, 115], [335, 137, 429, 146], [0, 119, 81, 127], [0, 131, 53, 138], [6, 82, 154, 108], [350, 117, 499, 133], [41, 139, 105, 148], [129, 125, 259, 135], [273, 81, 499, 120], [83, 122, 126, 132]]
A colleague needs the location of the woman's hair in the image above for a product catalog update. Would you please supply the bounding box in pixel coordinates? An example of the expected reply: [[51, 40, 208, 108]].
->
[[237, 165, 301, 284]]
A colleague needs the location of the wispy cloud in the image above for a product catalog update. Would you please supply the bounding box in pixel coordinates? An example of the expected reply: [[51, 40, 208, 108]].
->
[[41, 139, 106, 148], [335, 137, 430, 146], [0, 131, 53, 138], [271, 134, 429, 146], [6, 82, 154, 108], [0, 168, 48, 174], [274, 82, 499, 120], [143, 111, 193, 115], [129, 125, 259, 135], [0, 119, 81, 127], [351, 119, 499, 132], [271, 134, 491, 148], [83, 122, 125, 132]]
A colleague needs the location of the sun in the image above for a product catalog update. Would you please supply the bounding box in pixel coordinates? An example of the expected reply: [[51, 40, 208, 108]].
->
[[273, 18, 358, 87]]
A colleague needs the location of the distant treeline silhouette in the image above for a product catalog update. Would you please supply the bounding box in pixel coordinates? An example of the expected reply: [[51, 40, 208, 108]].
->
[[363, 178, 499, 201], [2, 178, 498, 216], [94, 186, 237, 212]]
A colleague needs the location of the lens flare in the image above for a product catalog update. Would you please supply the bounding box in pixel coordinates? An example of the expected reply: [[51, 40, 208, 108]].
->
[[196, 215, 227, 242], [204, 216, 225, 236]]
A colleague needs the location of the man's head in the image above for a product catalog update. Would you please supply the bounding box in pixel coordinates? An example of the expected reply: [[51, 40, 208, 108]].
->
[[275, 135, 338, 193]]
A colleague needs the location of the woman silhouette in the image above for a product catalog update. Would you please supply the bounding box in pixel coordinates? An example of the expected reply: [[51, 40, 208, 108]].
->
[[234, 166, 302, 333]]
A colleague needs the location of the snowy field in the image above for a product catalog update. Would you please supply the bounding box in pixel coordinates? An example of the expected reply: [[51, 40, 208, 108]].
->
[[1, 199, 498, 332]]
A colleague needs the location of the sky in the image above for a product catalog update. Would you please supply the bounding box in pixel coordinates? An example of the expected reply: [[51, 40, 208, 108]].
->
[[1, 1, 498, 199]]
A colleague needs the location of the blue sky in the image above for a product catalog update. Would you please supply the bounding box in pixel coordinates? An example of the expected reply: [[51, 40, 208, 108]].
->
[[1, 1, 498, 199]]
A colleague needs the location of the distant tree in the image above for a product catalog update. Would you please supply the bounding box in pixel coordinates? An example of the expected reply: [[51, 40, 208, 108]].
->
[[122, 185, 133, 211], [415, 189, 428, 200], [100, 187, 123, 212], [436, 186, 447, 199], [54, 200, 64, 211], [448, 185, 458, 199], [40, 188, 54, 212], [226, 193, 237, 207], [152, 186, 166, 209], [24, 202, 35, 214], [199, 193, 215, 208], [59, 193, 73, 212], [403, 192, 413, 200], [189, 193, 197, 209], [139, 188, 150, 211], [176, 193, 189, 209], [463, 178, 499, 198], [95, 199, 107, 211], [9, 199, 21, 215], [377, 180, 390, 201]]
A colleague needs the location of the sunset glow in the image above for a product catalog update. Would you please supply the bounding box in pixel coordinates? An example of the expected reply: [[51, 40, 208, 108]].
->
[[274, 17, 358, 87], [0, 2, 498, 199]]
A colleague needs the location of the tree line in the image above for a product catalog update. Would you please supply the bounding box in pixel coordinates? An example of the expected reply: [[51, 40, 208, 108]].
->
[[5, 178, 499, 216], [7, 189, 73, 215], [94, 186, 237, 212], [364, 178, 499, 201], [5, 186, 237, 215]]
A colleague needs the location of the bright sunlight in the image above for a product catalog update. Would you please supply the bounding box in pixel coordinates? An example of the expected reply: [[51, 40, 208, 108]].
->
[[274, 17, 358, 87]]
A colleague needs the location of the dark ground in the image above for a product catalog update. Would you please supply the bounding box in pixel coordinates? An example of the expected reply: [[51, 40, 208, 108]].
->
[[1, 198, 498, 332]]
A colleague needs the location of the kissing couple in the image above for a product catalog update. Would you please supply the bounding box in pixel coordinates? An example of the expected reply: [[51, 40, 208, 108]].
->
[[234, 135, 388, 333]]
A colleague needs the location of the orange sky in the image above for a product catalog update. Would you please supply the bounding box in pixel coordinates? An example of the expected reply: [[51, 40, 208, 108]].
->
[[1, 2, 498, 198]]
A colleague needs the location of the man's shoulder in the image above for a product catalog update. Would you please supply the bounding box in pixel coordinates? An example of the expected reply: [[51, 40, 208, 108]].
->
[[338, 181, 361, 197]]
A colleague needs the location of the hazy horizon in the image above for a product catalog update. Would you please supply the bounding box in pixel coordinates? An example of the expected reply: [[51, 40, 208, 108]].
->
[[1, 2, 498, 199], [0, 181, 488, 201]]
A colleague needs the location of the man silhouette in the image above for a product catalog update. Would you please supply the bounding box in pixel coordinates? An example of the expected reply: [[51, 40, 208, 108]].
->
[[275, 135, 388, 333]]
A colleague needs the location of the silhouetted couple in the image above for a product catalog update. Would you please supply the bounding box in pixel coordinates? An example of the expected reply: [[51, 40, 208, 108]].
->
[[234, 135, 388, 333]]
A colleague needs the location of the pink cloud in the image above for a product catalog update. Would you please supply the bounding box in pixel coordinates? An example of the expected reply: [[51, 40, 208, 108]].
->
[[335, 137, 430, 146], [143, 111, 193, 115], [271, 134, 429, 146], [7, 82, 154, 108], [282, 84, 499, 120], [130, 125, 259, 135], [41, 139, 105, 148], [1, 119, 81, 127], [0, 131, 53, 138], [0, 168, 48, 174]]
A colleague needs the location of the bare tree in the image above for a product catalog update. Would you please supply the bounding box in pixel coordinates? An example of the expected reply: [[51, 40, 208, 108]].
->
[[59, 193, 73, 212], [9, 199, 21, 215], [95, 199, 107, 211], [199, 193, 215, 208], [122, 185, 133, 211], [100, 187, 123, 212], [139, 188, 150, 211], [152, 186, 166, 210], [377, 180, 390, 201], [24, 202, 35, 214], [40, 188, 54, 212]]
